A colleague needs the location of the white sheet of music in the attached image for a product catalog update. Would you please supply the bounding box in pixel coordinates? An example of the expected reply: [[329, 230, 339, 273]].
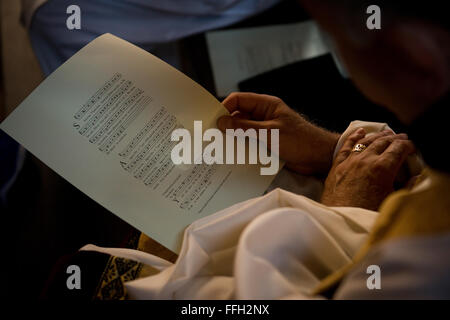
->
[[206, 20, 329, 97], [0, 34, 276, 252]]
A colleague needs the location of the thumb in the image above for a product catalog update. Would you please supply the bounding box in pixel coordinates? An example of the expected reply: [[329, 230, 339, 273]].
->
[[217, 115, 273, 132]]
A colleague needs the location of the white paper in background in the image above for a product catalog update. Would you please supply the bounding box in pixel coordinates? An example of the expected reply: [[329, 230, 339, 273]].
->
[[206, 20, 330, 97]]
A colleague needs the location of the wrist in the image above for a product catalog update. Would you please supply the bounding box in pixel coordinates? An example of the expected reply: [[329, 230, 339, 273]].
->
[[314, 130, 340, 175], [288, 128, 340, 176]]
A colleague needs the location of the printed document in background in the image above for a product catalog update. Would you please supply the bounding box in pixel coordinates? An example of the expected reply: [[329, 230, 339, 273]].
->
[[0, 34, 277, 253], [206, 20, 329, 97]]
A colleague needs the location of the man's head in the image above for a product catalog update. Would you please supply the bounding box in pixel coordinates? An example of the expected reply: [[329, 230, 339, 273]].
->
[[300, 0, 450, 124]]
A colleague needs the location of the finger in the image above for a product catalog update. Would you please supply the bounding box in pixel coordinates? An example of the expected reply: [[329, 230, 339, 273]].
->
[[222, 92, 283, 120], [217, 115, 275, 132], [335, 128, 366, 164], [363, 133, 409, 155], [356, 130, 394, 148], [378, 139, 416, 173], [231, 111, 251, 120]]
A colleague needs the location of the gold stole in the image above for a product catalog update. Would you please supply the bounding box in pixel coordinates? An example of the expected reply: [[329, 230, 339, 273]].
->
[[313, 168, 450, 296]]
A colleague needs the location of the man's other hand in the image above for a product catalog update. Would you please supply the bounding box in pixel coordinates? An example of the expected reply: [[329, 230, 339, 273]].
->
[[321, 128, 415, 211]]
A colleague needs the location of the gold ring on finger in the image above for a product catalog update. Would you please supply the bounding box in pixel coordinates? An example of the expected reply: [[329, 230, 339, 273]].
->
[[352, 143, 367, 153]]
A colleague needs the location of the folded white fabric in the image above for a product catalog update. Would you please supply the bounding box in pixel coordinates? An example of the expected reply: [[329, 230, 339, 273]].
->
[[82, 188, 377, 299]]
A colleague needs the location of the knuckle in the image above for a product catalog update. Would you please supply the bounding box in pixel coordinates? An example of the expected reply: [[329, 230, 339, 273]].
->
[[272, 96, 283, 103], [372, 159, 387, 169], [390, 139, 404, 146], [370, 160, 389, 173], [335, 155, 346, 164], [397, 138, 411, 145], [359, 133, 380, 145], [391, 139, 410, 151], [355, 157, 369, 169], [379, 135, 395, 143], [350, 130, 363, 140], [371, 139, 384, 148], [271, 96, 285, 106], [261, 94, 281, 102]]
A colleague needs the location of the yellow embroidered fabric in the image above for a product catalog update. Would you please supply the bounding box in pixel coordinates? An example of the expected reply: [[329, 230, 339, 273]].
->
[[314, 168, 450, 296]]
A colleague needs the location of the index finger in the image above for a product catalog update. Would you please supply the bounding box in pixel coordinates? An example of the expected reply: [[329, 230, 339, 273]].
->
[[222, 92, 282, 120]]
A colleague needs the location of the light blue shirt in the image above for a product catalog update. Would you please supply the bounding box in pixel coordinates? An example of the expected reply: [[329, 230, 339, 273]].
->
[[28, 0, 281, 75]]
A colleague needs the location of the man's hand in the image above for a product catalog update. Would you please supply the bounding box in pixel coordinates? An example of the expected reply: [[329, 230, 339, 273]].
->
[[321, 129, 415, 211], [217, 92, 340, 175]]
